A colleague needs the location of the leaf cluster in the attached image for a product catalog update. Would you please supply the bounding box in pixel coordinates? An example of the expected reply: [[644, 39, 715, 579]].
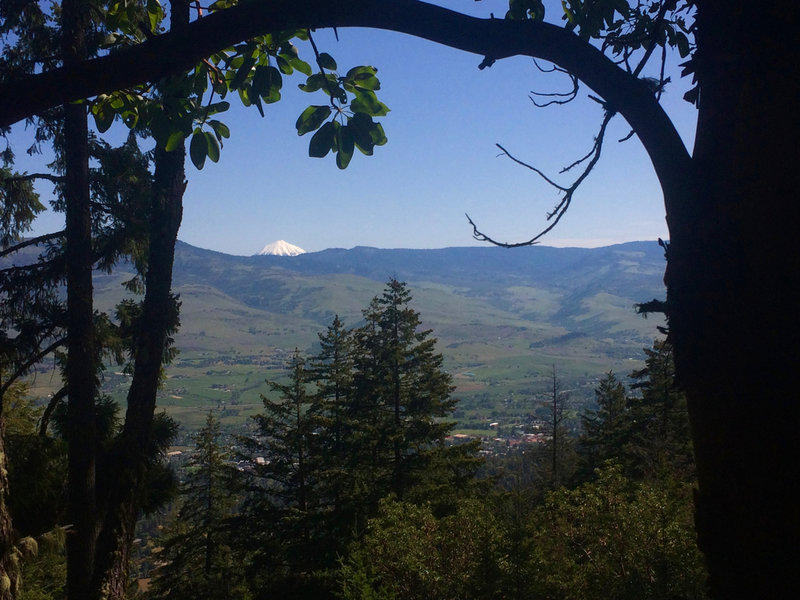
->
[[296, 64, 389, 169]]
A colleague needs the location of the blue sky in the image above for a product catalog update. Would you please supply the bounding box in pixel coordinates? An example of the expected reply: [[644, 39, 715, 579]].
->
[[12, 0, 697, 255]]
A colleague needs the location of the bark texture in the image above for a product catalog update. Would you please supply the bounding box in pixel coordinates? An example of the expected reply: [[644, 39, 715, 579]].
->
[[61, 2, 98, 598], [0, 415, 19, 600], [666, 2, 800, 596], [90, 140, 185, 599]]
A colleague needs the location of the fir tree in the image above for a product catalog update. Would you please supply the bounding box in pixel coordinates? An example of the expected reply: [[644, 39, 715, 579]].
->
[[626, 340, 694, 482], [352, 279, 480, 506], [147, 413, 247, 600], [307, 317, 364, 553], [237, 350, 329, 597], [577, 371, 630, 480]]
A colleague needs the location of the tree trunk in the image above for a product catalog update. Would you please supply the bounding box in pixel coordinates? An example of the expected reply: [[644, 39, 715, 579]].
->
[[89, 4, 187, 597], [90, 141, 185, 599], [0, 412, 19, 600], [61, 2, 98, 599], [666, 2, 800, 596]]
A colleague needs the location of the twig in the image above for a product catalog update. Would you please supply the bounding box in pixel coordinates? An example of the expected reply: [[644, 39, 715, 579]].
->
[[306, 29, 339, 109], [468, 111, 614, 248], [529, 60, 579, 107]]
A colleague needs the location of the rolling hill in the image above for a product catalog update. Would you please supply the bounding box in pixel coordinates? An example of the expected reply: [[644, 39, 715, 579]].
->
[[28, 240, 668, 430]]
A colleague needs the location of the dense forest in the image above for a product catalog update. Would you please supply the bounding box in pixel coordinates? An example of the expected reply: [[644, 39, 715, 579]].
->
[[6, 280, 706, 599]]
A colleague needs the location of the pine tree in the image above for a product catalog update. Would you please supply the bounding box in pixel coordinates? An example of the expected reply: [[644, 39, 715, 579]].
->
[[237, 350, 329, 597], [626, 340, 694, 482], [577, 371, 630, 480], [147, 413, 247, 600], [352, 279, 479, 506]]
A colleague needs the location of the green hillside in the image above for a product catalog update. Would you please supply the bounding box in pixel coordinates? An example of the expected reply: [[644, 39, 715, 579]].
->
[[28, 241, 667, 431]]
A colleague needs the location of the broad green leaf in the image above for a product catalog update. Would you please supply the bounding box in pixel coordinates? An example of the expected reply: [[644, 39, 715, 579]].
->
[[204, 132, 220, 163], [296, 105, 332, 135], [92, 106, 115, 133], [371, 122, 387, 146], [298, 73, 326, 93], [345, 65, 377, 79], [230, 56, 257, 90], [318, 52, 337, 71], [291, 57, 313, 76], [276, 55, 293, 75], [164, 130, 186, 152], [189, 130, 207, 169], [253, 65, 283, 103], [208, 119, 230, 140], [336, 125, 355, 169], [121, 111, 138, 128], [207, 101, 231, 115], [350, 89, 389, 117], [309, 121, 336, 158], [349, 112, 376, 155]]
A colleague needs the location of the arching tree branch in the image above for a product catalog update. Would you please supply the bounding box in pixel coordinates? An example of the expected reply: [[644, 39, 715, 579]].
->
[[0, 336, 67, 398], [0, 4, 689, 182]]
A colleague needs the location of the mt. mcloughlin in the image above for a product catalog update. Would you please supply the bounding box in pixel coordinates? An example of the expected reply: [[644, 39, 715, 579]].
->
[[256, 240, 306, 256]]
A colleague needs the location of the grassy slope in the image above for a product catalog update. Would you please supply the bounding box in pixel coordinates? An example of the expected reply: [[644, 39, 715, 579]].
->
[[27, 241, 667, 432]]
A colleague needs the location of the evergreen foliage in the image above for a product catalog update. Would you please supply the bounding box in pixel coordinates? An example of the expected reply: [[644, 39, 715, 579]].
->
[[577, 371, 629, 478], [147, 413, 248, 600], [527, 464, 707, 600], [235, 350, 329, 596], [236, 280, 481, 598], [626, 340, 693, 482], [576, 341, 693, 484]]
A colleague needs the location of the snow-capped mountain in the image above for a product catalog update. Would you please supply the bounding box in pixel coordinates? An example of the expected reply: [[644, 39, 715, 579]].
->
[[256, 240, 306, 257]]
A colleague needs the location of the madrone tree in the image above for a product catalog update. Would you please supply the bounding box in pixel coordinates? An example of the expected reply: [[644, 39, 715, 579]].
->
[[2, 1, 799, 596]]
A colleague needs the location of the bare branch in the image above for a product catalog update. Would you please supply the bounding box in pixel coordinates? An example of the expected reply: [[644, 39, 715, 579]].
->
[[529, 60, 579, 107], [469, 111, 615, 248], [496, 143, 568, 191]]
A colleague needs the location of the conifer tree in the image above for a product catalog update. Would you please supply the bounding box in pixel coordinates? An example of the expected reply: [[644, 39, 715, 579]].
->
[[577, 371, 630, 480], [147, 412, 247, 600], [532, 365, 578, 491], [626, 340, 694, 482], [307, 317, 363, 554], [237, 350, 328, 597], [352, 279, 479, 506]]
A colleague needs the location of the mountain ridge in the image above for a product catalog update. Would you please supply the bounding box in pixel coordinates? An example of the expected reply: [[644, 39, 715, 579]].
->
[[26, 240, 668, 429]]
